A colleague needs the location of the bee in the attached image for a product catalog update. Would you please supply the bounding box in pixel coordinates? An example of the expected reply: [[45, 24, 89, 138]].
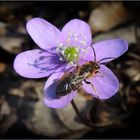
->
[[56, 46, 114, 97]]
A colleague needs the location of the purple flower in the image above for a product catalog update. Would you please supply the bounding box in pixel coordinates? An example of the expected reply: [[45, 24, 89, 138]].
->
[[14, 18, 128, 108]]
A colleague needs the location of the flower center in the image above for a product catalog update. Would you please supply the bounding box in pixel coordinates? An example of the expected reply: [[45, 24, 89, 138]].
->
[[56, 32, 90, 66], [64, 47, 79, 62]]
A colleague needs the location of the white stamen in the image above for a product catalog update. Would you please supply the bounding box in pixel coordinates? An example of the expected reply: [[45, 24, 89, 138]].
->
[[74, 54, 77, 57], [81, 48, 86, 52], [61, 50, 64, 55], [69, 61, 74, 65], [59, 57, 64, 61], [56, 47, 59, 51], [80, 40, 86, 46], [68, 31, 72, 37], [73, 33, 77, 37], [66, 38, 70, 44], [67, 54, 70, 58], [58, 43, 63, 47], [75, 47, 79, 52]]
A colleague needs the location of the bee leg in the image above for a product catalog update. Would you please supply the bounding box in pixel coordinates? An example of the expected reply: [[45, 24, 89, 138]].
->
[[76, 65, 80, 69], [96, 71, 104, 77], [84, 79, 99, 98], [84, 79, 90, 84]]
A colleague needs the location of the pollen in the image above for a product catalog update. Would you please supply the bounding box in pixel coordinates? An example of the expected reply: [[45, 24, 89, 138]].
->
[[64, 47, 79, 62]]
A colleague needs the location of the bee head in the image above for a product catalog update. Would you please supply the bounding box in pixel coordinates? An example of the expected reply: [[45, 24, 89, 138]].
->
[[90, 61, 100, 69], [94, 62, 100, 69]]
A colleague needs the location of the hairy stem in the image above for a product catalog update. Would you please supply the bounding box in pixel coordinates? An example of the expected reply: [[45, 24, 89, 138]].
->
[[71, 99, 94, 128]]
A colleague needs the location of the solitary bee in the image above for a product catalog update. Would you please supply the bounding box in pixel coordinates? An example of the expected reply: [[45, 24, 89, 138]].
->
[[56, 46, 114, 97]]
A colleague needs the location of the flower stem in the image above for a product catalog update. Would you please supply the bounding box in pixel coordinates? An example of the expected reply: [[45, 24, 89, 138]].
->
[[71, 99, 94, 128]]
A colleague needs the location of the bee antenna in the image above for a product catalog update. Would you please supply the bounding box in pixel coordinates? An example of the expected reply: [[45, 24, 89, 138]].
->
[[97, 57, 116, 63], [91, 45, 96, 62]]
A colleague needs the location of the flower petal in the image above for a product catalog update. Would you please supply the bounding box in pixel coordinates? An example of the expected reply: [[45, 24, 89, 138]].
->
[[26, 18, 62, 50], [13, 49, 61, 78], [82, 65, 119, 99], [62, 19, 92, 47], [85, 39, 128, 63], [44, 72, 76, 108]]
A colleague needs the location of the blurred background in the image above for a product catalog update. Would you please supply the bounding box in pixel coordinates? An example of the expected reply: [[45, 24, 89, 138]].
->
[[0, 1, 140, 139]]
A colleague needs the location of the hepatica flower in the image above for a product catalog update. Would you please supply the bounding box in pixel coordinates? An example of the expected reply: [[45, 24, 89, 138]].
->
[[14, 18, 128, 108]]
